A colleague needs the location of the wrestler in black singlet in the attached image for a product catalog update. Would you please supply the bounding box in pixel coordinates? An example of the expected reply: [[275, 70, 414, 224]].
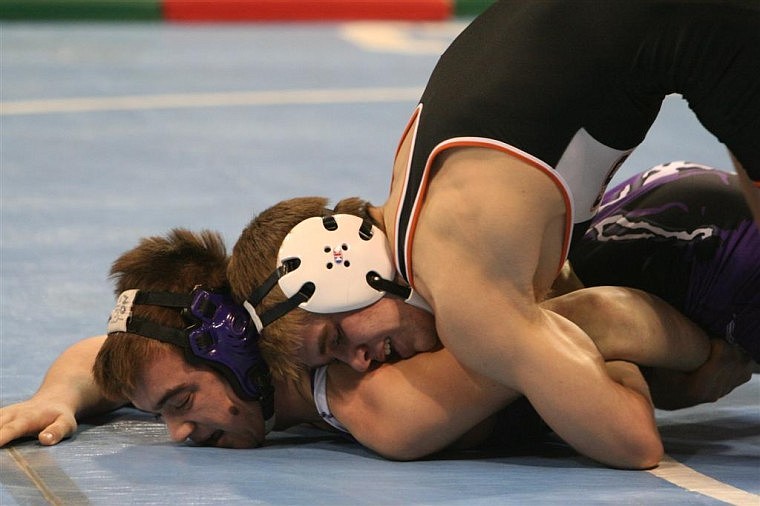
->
[[570, 162, 760, 362], [394, 0, 760, 283]]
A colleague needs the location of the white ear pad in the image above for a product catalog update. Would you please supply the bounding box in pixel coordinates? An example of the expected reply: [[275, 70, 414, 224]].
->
[[276, 215, 396, 313]]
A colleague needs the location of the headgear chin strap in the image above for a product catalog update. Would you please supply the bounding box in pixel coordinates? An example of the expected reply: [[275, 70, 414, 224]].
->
[[107, 287, 276, 433], [244, 213, 431, 333]]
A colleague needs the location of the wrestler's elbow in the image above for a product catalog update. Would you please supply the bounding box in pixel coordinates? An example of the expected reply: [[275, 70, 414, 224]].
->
[[604, 425, 663, 470], [625, 437, 663, 470], [579, 400, 663, 469], [377, 447, 426, 462], [362, 430, 437, 461], [374, 440, 431, 462]]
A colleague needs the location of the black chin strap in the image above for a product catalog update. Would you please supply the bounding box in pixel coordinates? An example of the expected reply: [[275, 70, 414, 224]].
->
[[245, 260, 317, 329], [246, 265, 419, 330], [366, 272, 411, 300], [133, 291, 194, 309], [121, 317, 188, 348], [259, 283, 315, 327], [368, 272, 433, 313], [108, 288, 277, 428]]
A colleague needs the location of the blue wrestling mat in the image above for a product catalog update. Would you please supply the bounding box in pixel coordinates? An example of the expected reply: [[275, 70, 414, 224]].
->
[[2, 380, 757, 505], [1, 21, 757, 505]]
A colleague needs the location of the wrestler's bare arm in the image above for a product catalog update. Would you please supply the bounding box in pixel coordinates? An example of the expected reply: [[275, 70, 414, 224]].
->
[[0, 336, 124, 447], [436, 290, 661, 469], [326, 348, 521, 461], [545, 263, 711, 371], [542, 286, 710, 372], [410, 153, 662, 469], [316, 283, 724, 461], [545, 268, 750, 407]]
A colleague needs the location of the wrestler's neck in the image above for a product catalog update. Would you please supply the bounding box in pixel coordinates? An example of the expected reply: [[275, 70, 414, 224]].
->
[[271, 370, 323, 430]]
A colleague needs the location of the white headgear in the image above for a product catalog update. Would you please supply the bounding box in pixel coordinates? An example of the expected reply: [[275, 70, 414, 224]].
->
[[276, 214, 395, 313]]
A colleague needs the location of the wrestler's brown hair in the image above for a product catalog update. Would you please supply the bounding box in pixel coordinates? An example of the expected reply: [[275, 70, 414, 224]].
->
[[228, 196, 370, 381], [93, 229, 229, 400]]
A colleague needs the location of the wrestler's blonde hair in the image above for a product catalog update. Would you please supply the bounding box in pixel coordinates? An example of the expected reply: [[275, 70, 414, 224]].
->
[[228, 196, 370, 381]]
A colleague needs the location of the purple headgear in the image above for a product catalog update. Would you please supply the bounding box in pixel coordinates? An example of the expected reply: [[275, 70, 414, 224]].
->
[[107, 286, 275, 429]]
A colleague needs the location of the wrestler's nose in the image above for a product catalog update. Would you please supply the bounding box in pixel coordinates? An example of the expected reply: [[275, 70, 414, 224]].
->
[[344, 345, 371, 372], [164, 416, 194, 443]]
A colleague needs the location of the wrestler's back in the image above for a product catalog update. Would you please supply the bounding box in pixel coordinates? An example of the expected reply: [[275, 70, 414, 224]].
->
[[411, 0, 760, 221]]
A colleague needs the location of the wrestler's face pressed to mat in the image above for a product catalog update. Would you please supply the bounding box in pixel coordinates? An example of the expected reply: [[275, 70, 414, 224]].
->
[[297, 296, 439, 371], [130, 347, 266, 449]]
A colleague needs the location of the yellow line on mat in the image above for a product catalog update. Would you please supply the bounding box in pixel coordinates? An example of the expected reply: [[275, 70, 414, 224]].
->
[[648, 454, 760, 505], [0, 86, 423, 116], [7, 446, 64, 506]]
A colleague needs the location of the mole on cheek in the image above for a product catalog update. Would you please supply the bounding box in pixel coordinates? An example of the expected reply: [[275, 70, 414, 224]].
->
[[229, 405, 240, 416]]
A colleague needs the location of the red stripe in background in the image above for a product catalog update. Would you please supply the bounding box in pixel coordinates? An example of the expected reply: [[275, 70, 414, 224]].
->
[[164, 0, 452, 22]]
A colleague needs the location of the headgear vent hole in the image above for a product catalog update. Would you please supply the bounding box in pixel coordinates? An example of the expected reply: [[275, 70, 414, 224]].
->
[[322, 216, 338, 231]]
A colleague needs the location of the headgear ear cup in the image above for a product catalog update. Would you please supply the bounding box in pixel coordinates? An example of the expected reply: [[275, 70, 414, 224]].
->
[[276, 214, 396, 313], [107, 287, 276, 431]]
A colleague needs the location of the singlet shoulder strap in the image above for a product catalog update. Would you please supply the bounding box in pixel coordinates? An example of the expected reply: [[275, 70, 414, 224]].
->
[[311, 366, 349, 433]]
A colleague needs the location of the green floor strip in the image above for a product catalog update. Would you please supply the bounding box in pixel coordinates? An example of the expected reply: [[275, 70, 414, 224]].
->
[[0, 0, 161, 21], [455, 0, 496, 17]]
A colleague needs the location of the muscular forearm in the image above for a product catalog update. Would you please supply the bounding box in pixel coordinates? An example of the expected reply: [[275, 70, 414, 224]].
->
[[328, 349, 520, 460], [543, 287, 710, 372], [437, 298, 663, 470], [38, 335, 124, 417], [519, 338, 662, 469]]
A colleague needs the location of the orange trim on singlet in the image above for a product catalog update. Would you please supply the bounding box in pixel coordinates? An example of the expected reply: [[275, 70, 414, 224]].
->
[[389, 104, 423, 193], [399, 134, 575, 290], [754, 180, 760, 188], [392, 105, 423, 278]]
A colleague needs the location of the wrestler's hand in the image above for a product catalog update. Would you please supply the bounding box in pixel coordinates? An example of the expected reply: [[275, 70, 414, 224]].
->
[[647, 338, 754, 410], [0, 396, 78, 447]]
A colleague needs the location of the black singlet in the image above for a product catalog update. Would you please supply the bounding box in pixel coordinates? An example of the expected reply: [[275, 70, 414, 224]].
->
[[393, 0, 760, 285]]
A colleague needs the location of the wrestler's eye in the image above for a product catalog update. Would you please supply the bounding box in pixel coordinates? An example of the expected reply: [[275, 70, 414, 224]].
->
[[332, 326, 344, 350], [167, 394, 193, 415], [176, 395, 193, 411]]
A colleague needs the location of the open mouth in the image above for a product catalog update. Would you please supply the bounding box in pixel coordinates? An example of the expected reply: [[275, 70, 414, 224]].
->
[[382, 337, 402, 361], [201, 430, 224, 447]]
